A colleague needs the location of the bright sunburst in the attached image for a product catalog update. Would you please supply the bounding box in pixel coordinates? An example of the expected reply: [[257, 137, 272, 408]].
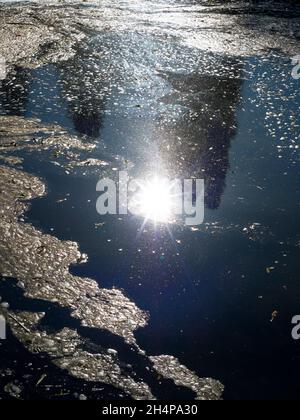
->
[[130, 176, 176, 224]]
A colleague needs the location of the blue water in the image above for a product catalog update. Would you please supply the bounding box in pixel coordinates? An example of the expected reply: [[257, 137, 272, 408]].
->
[[1, 19, 300, 399]]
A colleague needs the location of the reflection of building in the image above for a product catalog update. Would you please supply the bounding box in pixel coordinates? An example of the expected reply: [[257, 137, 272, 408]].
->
[[157, 60, 243, 210], [57, 54, 107, 138]]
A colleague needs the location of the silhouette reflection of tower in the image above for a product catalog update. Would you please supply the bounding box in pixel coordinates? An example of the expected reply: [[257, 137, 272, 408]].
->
[[57, 52, 107, 139], [157, 58, 243, 210]]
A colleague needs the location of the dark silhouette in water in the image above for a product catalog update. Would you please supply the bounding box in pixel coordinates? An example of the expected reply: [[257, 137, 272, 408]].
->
[[158, 59, 243, 210], [57, 46, 108, 139]]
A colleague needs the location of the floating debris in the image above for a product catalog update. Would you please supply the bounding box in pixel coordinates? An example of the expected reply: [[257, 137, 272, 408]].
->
[[4, 382, 23, 399], [36, 374, 47, 388], [270, 310, 279, 323], [73, 159, 109, 167]]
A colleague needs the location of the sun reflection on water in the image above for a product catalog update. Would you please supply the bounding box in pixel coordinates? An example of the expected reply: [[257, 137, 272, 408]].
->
[[130, 176, 178, 225]]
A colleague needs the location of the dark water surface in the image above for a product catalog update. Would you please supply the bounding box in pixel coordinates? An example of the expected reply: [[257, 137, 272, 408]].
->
[[1, 0, 300, 400]]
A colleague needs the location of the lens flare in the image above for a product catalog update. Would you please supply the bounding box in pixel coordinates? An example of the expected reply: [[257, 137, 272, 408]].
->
[[131, 177, 175, 224]]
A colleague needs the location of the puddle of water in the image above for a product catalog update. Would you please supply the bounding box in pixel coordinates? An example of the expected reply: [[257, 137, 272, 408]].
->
[[1, 5, 300, 399]]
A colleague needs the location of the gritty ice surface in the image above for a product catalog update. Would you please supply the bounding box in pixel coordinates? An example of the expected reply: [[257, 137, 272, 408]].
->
[[151, 355, 224, 400], [0, 116, 95, 153], [0, 2, 85, 73], [3, 311, 154, 400], [0, 0, 299, 71]]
